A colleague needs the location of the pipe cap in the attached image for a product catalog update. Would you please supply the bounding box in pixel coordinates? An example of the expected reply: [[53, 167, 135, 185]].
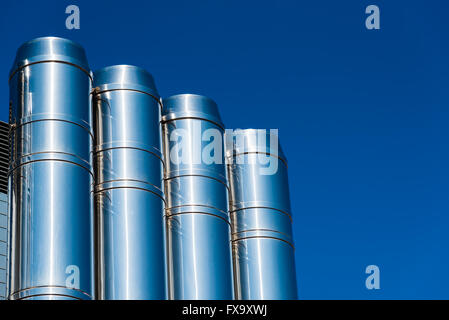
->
[[162, 94, 224, 129], [93, 65, 159, 99], [225, 129, 287, 164], [10, 37, 90, 79]]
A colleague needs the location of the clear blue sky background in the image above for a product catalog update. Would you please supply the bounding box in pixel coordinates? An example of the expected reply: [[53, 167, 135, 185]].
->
[[1, 0, 448, 299]]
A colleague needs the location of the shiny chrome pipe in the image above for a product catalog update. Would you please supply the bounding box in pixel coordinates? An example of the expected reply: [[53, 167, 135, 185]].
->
[[162, 94, 234, 299], [8, 37, 94, 300], [92, 65, 167, 299], [226, 129, 297, 300]]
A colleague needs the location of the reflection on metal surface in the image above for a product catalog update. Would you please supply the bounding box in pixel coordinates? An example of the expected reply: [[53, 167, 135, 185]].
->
[[8, 37, 94, 300], [226, 129, 297, 300], [93, 65, 167, 300], [162, 94, 234, 300], [5, 38, 298, 301]]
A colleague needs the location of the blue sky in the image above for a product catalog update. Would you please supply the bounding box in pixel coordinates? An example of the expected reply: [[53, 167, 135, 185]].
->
[[1, 0, 449, 299]]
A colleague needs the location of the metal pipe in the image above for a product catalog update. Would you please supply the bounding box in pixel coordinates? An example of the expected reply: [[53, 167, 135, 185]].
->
[[92, 65, 167, 299], [226, 129, 297, 300], [8, 37, 94, 300], [162, 94, 234, 299]]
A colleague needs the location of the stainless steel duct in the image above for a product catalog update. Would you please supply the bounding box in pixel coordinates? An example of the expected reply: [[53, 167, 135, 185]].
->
[[8, 37, 94, 300], [162, 94, 234, 299], [92, 65, 167, 299], [0, 121, 9, 300], [226, 129, 297, 300]]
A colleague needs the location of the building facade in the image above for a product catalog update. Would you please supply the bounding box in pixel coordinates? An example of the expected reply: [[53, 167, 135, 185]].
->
[[0, 121, 9, 300]]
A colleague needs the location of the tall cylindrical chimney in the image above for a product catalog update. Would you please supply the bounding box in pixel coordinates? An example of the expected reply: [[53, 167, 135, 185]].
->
[[92, 65, 167, 299], [226, 129, 297, 299], [162, 94, 234, 299], [8, 37, 94, 300]]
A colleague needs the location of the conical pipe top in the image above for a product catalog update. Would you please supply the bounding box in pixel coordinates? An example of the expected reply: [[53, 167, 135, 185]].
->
[[226, 128, 287, 165], [10, 36, 90, 79], [162, 94, 224, 129], [93, 65, 160, 99]]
